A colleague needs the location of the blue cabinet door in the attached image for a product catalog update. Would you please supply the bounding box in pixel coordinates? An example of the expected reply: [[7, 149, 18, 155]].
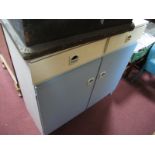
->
[[36, 58, 101, 134], [88, 43, 137, 108]]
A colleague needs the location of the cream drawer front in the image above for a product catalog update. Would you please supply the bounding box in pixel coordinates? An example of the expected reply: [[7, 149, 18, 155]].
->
[[29, 39, 107, 85], [105, 25, 146, 55], [104, 32, 128, 55]]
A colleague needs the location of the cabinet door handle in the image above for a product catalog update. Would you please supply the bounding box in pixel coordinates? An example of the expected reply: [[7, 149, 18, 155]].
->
[[87, 77, 95, 86], [99, 71, 107, 79]]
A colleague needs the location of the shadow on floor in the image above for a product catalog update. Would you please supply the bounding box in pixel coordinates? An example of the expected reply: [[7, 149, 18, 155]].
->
[[126, 71, 155, 103], [52, 95, 114, 135]]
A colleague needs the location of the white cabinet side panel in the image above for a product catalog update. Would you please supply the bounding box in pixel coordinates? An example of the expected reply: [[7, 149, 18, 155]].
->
[[3, 28, 43, 133]]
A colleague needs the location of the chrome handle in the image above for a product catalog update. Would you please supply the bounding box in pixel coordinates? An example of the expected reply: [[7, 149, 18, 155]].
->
[[87, 77, 95, 86], [99, 71, 107, 79]]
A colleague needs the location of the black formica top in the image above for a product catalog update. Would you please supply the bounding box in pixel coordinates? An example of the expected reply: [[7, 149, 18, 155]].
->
[[1, 20, 135, 60]]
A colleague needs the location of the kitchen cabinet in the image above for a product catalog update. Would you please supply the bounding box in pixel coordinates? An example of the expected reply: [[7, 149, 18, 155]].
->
[[2, 20, 147, 134], [36, 42, 137, 133], [88, 43, 137, 108], [36, 58, 101, 134]]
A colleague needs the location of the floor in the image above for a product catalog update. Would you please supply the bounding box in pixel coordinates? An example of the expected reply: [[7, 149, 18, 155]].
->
[[0, 63, 155, 135]]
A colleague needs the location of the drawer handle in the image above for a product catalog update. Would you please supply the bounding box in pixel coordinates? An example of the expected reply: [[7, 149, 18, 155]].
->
[[125, 35, 132, 42], [69, 55, 79, 65], [87, 77, 95, 86], [99, 71, 107, 79]]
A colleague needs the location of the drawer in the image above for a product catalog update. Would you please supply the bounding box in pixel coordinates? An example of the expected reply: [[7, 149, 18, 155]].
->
[[28, 39, 107, 85], [105, 24, 147, 55]]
